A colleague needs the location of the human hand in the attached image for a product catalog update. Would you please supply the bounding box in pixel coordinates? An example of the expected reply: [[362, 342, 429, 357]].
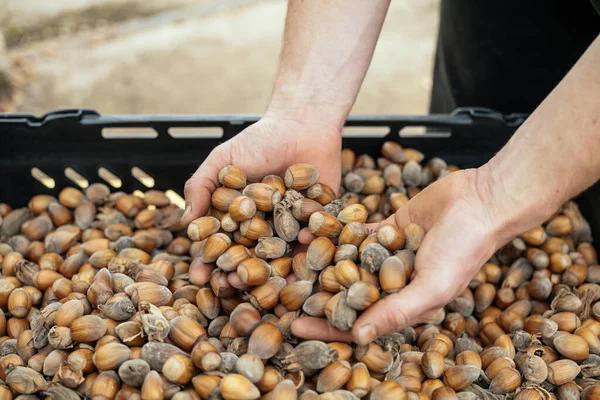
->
[[291, 167, 525, 344], [182, 115, 342, 286]]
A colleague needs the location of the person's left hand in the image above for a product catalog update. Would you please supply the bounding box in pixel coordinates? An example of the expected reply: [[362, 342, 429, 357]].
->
[[291, 167, 519, 344]]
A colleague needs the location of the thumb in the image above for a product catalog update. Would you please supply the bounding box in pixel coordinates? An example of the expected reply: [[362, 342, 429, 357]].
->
[[352, 198, 497, 344], [351, 272, 455, 344], [181, 144, 228, 226], [361, 185, 437, 235]]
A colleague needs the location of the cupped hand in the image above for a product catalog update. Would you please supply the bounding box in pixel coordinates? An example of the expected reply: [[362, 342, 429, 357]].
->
[[292, 167, 516, 344], [183, 115, 342, 286]]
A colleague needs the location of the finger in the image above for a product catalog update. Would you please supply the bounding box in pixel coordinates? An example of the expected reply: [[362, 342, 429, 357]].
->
[[352, 273, 455, 344], [363, 214, 395, 235], [363, 222, 380, 234], [392, 200, 413, 229], [214, 271, 236, 298], [291, 244, 309, 257], [189, 259, 215, 286], [285, 273, 298, 285], [291, 317, 355, 342], [353, 202, 494, 344], [227, 272, 251, 291], [181, 146, 227, 226], [298, 228, 316, 245], [391, 174, 464, 231], [275, 304, 288, 318]]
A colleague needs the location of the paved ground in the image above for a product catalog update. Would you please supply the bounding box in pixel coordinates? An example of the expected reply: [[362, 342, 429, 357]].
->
[[4, 0, 440, 116]]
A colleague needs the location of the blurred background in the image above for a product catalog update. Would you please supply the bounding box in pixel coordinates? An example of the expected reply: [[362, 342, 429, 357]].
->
[[0, 0, 440, 115]]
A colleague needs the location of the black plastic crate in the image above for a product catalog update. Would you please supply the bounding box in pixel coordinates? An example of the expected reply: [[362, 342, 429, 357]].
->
[[1, 107, 599, 237]]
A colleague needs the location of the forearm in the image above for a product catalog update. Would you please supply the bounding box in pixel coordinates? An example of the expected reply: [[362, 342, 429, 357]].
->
[[481, 34, 600, 243], [266, 0, 390, 129]]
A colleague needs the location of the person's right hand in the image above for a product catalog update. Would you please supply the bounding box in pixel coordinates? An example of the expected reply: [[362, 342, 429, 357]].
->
[[182, 114, 342, 287]]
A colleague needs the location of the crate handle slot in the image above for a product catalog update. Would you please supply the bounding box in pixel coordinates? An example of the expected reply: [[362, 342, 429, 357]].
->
[[98, 167, 122, 189], [341, 126, 390, 138], [168, 127, 224, 139], [131, 167, 155, 188], [399, 125, 451, 138], [31, 168, 55, 189], [102, 127, 158, 139], [64, 168, 89, 189], [165, 190, 185, 209]]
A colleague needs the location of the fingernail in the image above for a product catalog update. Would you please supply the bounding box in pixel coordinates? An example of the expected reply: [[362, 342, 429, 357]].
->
[[357, 324, 376, 344], [181, 204, 191, 223]]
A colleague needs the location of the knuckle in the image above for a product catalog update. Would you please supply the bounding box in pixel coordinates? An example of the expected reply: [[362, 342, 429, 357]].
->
[[380, 298, 408, 331], [436, 291, 455, 307], [184, 177, 195, 190], [427, 276, 456, 304], [326, 323, 339, 340], [435, 285, 456, 306], [183, 177, 196, 196]]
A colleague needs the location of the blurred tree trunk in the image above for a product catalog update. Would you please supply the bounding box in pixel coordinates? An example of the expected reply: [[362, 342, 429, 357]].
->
[[0, 31, 13, 107]]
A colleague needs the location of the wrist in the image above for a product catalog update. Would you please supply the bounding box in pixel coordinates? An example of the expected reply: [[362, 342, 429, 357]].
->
[[265, 81, 351, 133], [475, 161, 561, 249], [263, 101, 345, 138]]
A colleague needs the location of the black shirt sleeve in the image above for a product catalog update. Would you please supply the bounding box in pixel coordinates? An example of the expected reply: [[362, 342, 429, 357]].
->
[[430, 0, 600, 114]]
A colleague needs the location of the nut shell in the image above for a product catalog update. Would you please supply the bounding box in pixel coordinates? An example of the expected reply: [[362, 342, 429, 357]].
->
[[337, 204, 368, 224], [284, 164, 319, 190], [93, 342, 131, 371], [346, 281, 379, 311], [211, 187, 242, 212], [248, 323, 283, 360], [71, 315, 107, 343], [187, 217, 220, 241], [308, 212, 343, 239], [547, 359, 581, 385], [243, 183, 282, 212], [237, 258, 271, 287], [421, 351, 445, 379], [376, 224, 405, 251], [229, 196, 257, 222], [218, 165, 247, 189], [317, 360, 352, 393], [220, 373, 260, 400], [554, 332, 589, 361], [280, 281, 313, 311], [379, 256, 406, 294], [306, 237, 336, 271]]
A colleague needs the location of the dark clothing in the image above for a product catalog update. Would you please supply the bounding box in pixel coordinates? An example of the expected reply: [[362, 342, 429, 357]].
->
[[430, 0, 600, 114]]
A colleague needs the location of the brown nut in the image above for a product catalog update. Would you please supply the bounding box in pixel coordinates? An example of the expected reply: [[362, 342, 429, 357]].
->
[[337, 204, 368, 225], [292, 198, 324, 222], [248, 323, 283, 360], [376, 224, 405, 251], [262, 175, 286, 196], [379, 256, 406, 294], [187, 216, 220, 241], [307, 183, 336, 206], [229, 196, 257, 222], [66, 315, 106, 345], [346, 281, 379, 311], [280, 281, 313, 311], [243, 183, 282, 212], [220, 373, 260, 400], [211, 187, 242, 212], [308, 212, 343, 239], [218, 165, 247, 189], [237, 258, 271, 287], [284, 164, 319, 190], [306, 237, 336, 271]]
